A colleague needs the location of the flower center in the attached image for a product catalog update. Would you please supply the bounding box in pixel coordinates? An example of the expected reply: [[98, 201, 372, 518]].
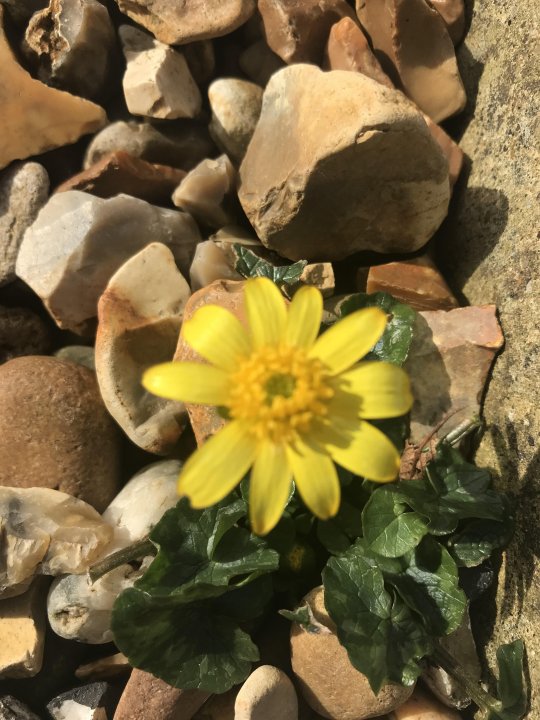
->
[[227, 345, 334, 443]]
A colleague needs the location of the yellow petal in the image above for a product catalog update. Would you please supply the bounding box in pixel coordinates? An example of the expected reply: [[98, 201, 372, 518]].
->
[[325, 420, 400, 483], [309, 307, 387, 374], [339, 362, 413, 419], [285, 285, 323, 349], [142, 362, 229, 404], [182, 305, 251, 372], [286, 439, 340, 520], [249, 442, 292, 535], [178, 421, 256, 507], [245, 277, 287, 348]]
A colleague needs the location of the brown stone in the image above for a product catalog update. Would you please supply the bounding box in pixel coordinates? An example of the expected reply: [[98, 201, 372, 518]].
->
[[365, 256, 459, 312], [75, 653, 130, 681], [393, 688, 461, 719], [0, 307, 51, 364], [421, 115, 463, 187], [429, 0, 466, 45], [55, 151, 186, 204], [239, 40, 285, 86], [0, 356, 121, 511], [356, 0, 466, 122]]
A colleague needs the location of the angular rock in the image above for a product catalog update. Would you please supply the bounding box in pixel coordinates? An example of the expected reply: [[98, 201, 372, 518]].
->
[[23, 0, 115, 100], [96, 244, 189, 454], [235, 665, 298, 720], [0, 307, 51, 363], [356, 0, 466, 123], [120, 25, 201, 120], [239, 40, 284, 86], [0, 7, 106, 170], [0, 486, 113, 598], [0, 162, 49, 287], [54, 345, 95, 370], [404, 305, 504, 443], [55, 151, 186, 204], [296, 263, 335, 298], [189, 240, 243, 291], [0, 356, 121, 512], [393, 689, 461, 719], [259, 0, 355, 64], [208, 78, 263, 162], [84, 120, 215, 172], [16, 191, 200, 333], [115, 0, 256, 45], [172, 155, 238, 228], [239, 64, 450, 261], [0, 695, 40, 720], [76, 653, 130, 681], [47, 682, 116, 720], [429, 0, 465, 45]]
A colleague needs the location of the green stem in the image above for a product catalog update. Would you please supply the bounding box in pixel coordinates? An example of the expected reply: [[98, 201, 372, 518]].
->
[[89, 537, 156, 583], [431, 644, 499, 713], [444, 416, 482, 447]]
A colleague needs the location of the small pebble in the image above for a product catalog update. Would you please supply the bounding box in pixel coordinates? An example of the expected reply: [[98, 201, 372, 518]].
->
[[234, 665, 298, 720], [208, 78, 263, 162]]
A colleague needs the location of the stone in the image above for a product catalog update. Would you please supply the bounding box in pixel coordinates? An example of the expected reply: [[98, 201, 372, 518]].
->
[[258, 0, 355, 64], [16, 190, 200, 333], [23, 0, 115, 100], [239, 40, 284, 86], [95, 244, 189, 454], [404, 306, 504, 443], [0, 307, 51, 363], [235, 665, 298, 720], [54, 345, 95, 370], [0, 579, 48, 678], [84, 120, 215, 172], [239, 64, 450, 262], [47, 682, 116, 720], [0, 7, 106, 170], [114, 0, 256, 46], [113, 669, 210, 720], [429, 0, 465, 45], [183, 41, 216, 86], [55, 151, 186, 204], [297, 263, 335, 298], [120, 25, 202, 120], [172, 155, 238, 228], [0, 162, 49, 287], [192, 690, 236, 720], [0, 696, 40, 720], [356, 0, 466, 123], [290, 587, 414, 719], [421, 116, 463, 187], [0, 486, 113, 598], [365, 256, 459, 312], [189, 240, 243, 291], [393, 689, 461, 720], [208, 78, 263, 163], [76, 653, 130, 681], [0, 356, 121, 512], [0, 0, 46, 24]]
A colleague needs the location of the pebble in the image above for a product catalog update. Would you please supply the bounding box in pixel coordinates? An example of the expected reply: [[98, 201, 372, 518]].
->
[[47, 682, 116, 720], [235, 665, 298, 720], [356, 0, 466, 123], [190, 240, 243, 291], [429, 0, 466, 45], [119, 25, 201, 120], [23, 0, 115, 100], [0, 307, 51, 363], [239, 40, 284, 86], [16, 190, 200, 333], [0, 695, 40, 720], [0, 7, 106, 170], [96, 244, 189, 454], [239, 64, 450, 261], [0, 162, 49, 287], [75, 653, 130, 681], [0, 356, 121, 511], [393, 689, 461, 720], [208, 78, 263, 163], [296, 263, 335, 298], [54, 345, 95, 370]]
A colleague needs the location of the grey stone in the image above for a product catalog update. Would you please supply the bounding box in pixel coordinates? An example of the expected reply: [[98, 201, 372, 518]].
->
[[54, 345, 95, 370], [0, 695, 40, 720], [189, 240, 243, 291], [208, 78, 263, 162], [0, 307, 50, 363], [47, 682, 115, 720]]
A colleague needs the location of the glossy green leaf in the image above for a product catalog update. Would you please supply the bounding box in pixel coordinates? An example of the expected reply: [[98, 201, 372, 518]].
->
[[362, 487, 429, 558], [233, 244, 307, 291], [278, 606, 312, 627], [489, 640, 528, 720], [448, 518, 513, 568]]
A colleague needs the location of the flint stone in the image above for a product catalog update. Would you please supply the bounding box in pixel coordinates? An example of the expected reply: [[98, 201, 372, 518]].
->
[[114, 0, 256, 46], [189, 240, 243, 291], [47, 682, 116, 720], [76, 653, 130, 681], [0, 307, 51, 363], [120, 25, 201, 120], [96, 244, 189, 454], [0, 7, 106, 170], [55, 345, 95, 370], [239, 64, 450, 261], [429, 0, 465, 45], [23, 0, 115, 100], [235, 665, 298, 720], [0, 696, 41, 720], [16, 191, 201, 333], [208, 78, 263, 162], [296, 263, 335, 298], [239, 40, 284, 86], [393, 689, 461, 720]]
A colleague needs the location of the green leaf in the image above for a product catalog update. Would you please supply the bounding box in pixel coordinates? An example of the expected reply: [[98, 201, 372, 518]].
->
[[317, 499, 363, 555], [448, 518, 513, 568], [233, 244, 307, 291], [362, 487, 429, 558], [490, 640, 528, 720], [278, 606, 312, 627]]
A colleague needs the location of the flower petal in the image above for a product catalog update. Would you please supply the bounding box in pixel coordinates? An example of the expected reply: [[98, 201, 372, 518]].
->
[[182, 305, 251, 372], [325, 419, 400, 483], [286, 439, 340, 520], [309, 307, 387, 374], [178, 421, 257, 507], [339, 361, 413, 419], [245, 277, 287, 348], [285, 285, 323, 349], [249, 442, 292, 535], [142, 362, 229, 404]]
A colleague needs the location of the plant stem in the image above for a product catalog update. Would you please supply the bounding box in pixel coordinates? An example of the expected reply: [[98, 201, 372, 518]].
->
[[431, 643, 499, 713], [445, 416, 482, 447], [89, 537, 156, 583]]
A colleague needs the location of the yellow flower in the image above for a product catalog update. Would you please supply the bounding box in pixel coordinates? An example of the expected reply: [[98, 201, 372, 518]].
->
[[143, 278, 413, 535]]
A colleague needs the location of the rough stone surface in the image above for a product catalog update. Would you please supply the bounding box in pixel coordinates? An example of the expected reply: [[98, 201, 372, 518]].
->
[[430, 0, 465, 45], [239, 64, 450, 261], [96, 244, 189, 454], [0, 695, 41, 719], [0, 162, 49, 287], [393, 689, 461, 719], [47, 682, 115, 720], [239, 39, 284, 85], [208, 78, 263, 162], [0, 307, 51, 363], [0, 7, 106, 170], [16, 191, 200, 333], [235, 665, 298, 720], [115, 0, 256, 46], [189, 240, 243, 291], [0, 356, 121, 511]]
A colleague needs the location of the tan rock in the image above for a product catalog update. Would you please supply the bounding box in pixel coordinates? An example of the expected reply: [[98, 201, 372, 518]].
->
[[189, 240, 243, 291], [239, 39, 285, 85], [96, 244, 189, 454], [239, 64, 450, 261], [208, 78, 263, 162], [422, 115, 463, 187], [0, 356, 121, 512], [115, 0, 256, 46], [429, 0, 466, 45], [356, 0, 466, 123], [76, 653, 130, 681], [393, 688, 461, 719], [235, 665, 298, 720], [297, 263, 335, 298], [0, 6, 106, 170], [0, 307, 50, 363]]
